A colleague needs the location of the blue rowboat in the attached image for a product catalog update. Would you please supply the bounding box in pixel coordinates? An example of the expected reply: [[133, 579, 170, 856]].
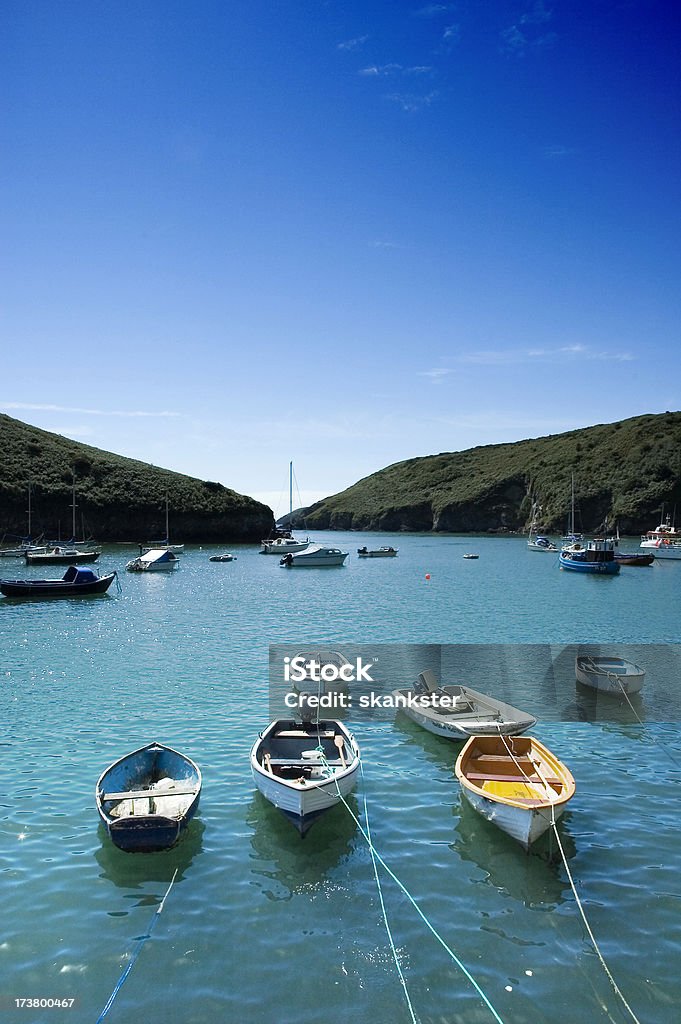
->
[[96, 742, 201, 852], [559, 537, 620, 575]]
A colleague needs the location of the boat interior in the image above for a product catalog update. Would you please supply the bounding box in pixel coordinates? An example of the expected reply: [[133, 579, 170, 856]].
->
[[259, 725, 350, 782], [463, 738, 565, 805]]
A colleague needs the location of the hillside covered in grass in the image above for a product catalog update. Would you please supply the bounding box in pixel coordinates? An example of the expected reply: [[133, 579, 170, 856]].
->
[[0, 415, 273, 542], [303, 412, 681, 534]]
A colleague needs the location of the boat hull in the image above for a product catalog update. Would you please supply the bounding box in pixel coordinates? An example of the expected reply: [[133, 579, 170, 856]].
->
[[96, 742, 201, 853], [640, 540, 681, 559], [615, 553, 654, 566], [0, 572, 116, 598], [455, 735, 575, 851], [575, 656, 645, 694], [559, 554, 619, 574], [280, 546, 348, 567], [25, 550, 100, 565], [393, 685, 536, 741], [251, 720, 360, 835]]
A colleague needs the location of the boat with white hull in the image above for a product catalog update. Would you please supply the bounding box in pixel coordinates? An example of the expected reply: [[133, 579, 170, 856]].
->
[[393, 670, 536, 741], [456, 735, 575, 850], [575, 655, 645, 695], [280, 544, 348, 567], [640, 515, 681, 559], [251, 718, 360, 835]]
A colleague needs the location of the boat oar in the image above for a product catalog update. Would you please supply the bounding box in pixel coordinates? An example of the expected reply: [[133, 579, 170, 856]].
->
[[334, 734, 347, 768]]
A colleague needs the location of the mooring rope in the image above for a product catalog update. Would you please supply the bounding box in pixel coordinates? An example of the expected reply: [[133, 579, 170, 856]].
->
[[95, 868, 178, 1023], [550, 821, 642, 1024], [320, 750, 507, 1024]]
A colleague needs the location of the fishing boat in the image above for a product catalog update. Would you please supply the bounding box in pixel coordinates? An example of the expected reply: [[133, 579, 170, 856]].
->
[[357, 546, 398, 558], [261, 461, 310, 554], [126, 548, 179, 572], [640, 513, 681, 560], [96, 742, 202, 852], [393, 670, 536, 741], [575, 655, 645, 695], [559, 537, 620, 574], [25, 546, 100, 565], [455, 734, 575, 850], [0, 565, 117, 598], [142, 494, 185, 553], [250, 717, 360, 835], [280, 544, 348, 567], [209, 552, 237, 562]]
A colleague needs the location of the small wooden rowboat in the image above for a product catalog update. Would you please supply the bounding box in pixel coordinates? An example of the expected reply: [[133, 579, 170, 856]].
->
[[251, 719, 360, 835], [393, 670, 536, 741], [96, 742, 201, 852], [455, 735, 575, 850], [614, 552, 654, 566], [0, 566, 117, 598], [575, 655, 645, 695]]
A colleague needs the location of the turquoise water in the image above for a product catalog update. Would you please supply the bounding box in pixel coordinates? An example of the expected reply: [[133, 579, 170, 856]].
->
[[1, 533, 680, 1024]]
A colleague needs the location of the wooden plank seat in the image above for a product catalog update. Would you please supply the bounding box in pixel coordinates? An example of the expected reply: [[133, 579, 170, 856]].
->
[[264, 758, 343, 767], [102, 787, 197, 801], [466, 771, 562, 785]]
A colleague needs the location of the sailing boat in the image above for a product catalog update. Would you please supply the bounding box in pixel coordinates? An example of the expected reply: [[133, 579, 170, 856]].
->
[[562, 474, 583, 545], [25, 471, 100, 564], [0, 480, 47, 557], [142, 493, 185, 554], [527, 502, 558, 552], [260, 462, 310, 554]]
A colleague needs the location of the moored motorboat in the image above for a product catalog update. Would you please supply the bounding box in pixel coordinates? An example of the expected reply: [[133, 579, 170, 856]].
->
[[357, 546, 398, 558], [463, 553, 479, 559], [126, 548, 180, 572], [575, 655, 645, 695], [280, 544, 348, 567], [96, 742, 201, 852], [640, 514, 681, 560], [393, 670, 536, 741], [528, 535, 558, 552], [209, 552, 237, 562], [25, 546, 100, 565], [250, 718, 360, 835], [0, 565, 117, 598], [455, 734, 575, 850], [559, 537, 620, 574]]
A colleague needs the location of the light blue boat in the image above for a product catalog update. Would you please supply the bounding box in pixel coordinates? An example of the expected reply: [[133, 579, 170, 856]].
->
[[559, 537, 620, 574]]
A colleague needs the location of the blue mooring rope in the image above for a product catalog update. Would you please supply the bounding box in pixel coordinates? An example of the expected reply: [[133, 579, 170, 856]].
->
[[95, 868, 178, 1023]]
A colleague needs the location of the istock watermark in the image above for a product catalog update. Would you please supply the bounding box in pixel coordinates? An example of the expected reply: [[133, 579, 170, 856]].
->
[[268, 643, 681, 723]]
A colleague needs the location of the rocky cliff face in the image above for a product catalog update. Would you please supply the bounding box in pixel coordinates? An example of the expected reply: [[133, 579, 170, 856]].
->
[[0, 415, 274, 542], [303, 412, 681, 534]]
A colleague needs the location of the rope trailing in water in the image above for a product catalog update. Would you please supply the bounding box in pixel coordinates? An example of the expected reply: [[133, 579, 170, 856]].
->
[[95, 868, 178, 1023], [359, 761, 419, 1024], [550, 821, 642, 1024], [320, 752, 506, 1024]]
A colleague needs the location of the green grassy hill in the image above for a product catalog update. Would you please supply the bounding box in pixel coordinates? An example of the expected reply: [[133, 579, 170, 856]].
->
[[0, 415, 273, 542], [303, 411, 681, 534]]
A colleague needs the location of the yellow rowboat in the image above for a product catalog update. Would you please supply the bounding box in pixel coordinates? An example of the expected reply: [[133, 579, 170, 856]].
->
[[455, 734, 575, 850]]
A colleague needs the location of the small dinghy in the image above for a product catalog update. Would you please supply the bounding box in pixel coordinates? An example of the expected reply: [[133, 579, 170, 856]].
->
[[456, 734, 575, 850], [357, 546, 398, 558], [393, 670, 536, 741], [575, 655, 645, 695], [209, 552, 236, 562], [0, 565, 117, 598], [251, 713, 360, 835], [96, 742, 201, 852]]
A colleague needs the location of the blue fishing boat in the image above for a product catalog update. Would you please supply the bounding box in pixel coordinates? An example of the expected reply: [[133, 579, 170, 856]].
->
[[0, 565, 117, 597], [96, 742, 202, 852], [559, 537, 620, 574]]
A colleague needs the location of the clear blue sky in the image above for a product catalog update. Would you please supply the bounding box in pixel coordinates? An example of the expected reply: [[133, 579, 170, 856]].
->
[[2, 1, 679, 513]]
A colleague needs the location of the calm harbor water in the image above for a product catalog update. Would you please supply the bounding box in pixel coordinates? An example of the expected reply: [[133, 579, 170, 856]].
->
[[1, 532, 680, 1024]]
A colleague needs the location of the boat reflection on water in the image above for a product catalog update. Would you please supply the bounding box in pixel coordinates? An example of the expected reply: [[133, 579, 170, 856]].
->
[[247, 793, 359, 902], [454, 800, 576, 907], [95, 818, 204, 892]]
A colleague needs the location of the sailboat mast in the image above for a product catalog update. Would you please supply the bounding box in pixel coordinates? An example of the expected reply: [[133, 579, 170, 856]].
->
[[27, 479, 32, 539], [166, 493, 169, 542], [289, 461, 293, 518], [71, 470, 77, 541]]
